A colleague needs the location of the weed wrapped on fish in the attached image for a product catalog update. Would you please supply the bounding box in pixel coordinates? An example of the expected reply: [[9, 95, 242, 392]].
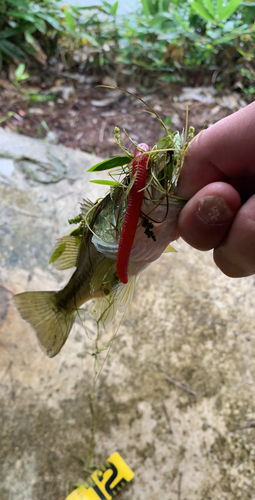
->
[[14, 89, 195, 358]]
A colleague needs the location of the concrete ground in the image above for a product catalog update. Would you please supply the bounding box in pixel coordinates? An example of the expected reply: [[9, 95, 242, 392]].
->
[[1, 129, 255, 500]]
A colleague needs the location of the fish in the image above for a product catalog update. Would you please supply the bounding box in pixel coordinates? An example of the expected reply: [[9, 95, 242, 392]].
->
[[14, 111, 195, 358]]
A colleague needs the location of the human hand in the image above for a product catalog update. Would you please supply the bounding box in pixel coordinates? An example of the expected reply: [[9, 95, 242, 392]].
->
[[177, 101, 255, 278]]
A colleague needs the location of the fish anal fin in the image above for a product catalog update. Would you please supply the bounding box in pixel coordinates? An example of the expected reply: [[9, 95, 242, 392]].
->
[[115, 276, 136, 313], [14, 291, 75, 357]]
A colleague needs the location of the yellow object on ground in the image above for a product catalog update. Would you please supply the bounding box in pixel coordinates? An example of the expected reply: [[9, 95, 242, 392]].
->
[[65, 452, 135, 500]]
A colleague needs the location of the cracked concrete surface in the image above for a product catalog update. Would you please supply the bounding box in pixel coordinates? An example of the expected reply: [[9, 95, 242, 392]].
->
[[1, 130, 255, 500]]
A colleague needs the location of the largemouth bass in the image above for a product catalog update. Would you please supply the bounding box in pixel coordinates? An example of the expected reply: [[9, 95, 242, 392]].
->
[[14, 124, 194, 357]]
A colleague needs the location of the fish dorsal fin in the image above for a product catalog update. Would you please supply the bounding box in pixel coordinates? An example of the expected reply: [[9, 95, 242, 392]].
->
[[163, 244, 177, 253], [80, 198, 94, 217], [49, 235, 80, 270], [114, 276, 136, 313]]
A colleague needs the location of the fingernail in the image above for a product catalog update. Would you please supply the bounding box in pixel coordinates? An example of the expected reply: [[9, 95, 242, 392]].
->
[[198, 196, 234, 224]]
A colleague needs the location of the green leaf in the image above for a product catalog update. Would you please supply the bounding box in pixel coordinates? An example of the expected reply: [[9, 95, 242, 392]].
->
[[142, 0, 151, 17], [102, 0, 118, 16], [88, 155, 131, 172], [8, 0, 28, 7], [90, 180, 122, 186], [0, 40, 26, 61], [49, 243, 66, 264], [111, 1, 119, 16], [36, 13, 62, 31], [216, 0, 223, 17], [189, 1, 215, 22], [217, 0, 243, 20], [212, 32, 238, 44], [7, 10, 36, 22], [20, 41, 37, 57], [148, 11, 172, 27], [80, 32, 99, 46], [164, 115, 172, 132], [33, 18, 47, 34], [0, 26, 25, 39], [173, 11, 193, 33], [27, 93, 57, 103], [15, 63, 25, 78], [24, 31, 47, 64], [0, 112, 14, 124], [101, 0, 118, 15], [203, 0, 215, 17], [64, 10, 75, 32], [72, 5, 103, 11]]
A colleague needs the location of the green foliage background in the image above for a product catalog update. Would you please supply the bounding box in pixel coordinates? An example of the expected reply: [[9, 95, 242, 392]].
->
[[1, 0, 255, 91]]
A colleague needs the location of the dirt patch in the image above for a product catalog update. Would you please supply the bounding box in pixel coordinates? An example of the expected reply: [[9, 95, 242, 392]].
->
[[0, 75, 249, 158]]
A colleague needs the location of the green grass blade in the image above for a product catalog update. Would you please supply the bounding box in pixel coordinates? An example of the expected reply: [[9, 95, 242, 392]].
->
[[88, 155, 131, 172], [64, 10, 75, 32], [0, 39, 26, 61], [142, 0, 151, 17], [189, 0, 215, 22], [218, 0, 242, 20], [203, 0, 215, 17], [90, 180, 122, 186]]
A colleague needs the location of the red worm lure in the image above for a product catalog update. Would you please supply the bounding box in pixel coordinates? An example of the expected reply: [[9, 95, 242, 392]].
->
[[117, 143, 150, 284]]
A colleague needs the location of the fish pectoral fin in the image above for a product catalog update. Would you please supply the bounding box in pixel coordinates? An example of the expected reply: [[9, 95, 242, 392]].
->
[[89, 258, 116, 296], [89, 296, 117, 329], [14, 291, 75, 357], [49, 235, 81, 270], [88, 276, 136, 329]]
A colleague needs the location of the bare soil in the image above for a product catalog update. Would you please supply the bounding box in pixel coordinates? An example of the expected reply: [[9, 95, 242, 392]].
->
[[0, 74, 249, 158]]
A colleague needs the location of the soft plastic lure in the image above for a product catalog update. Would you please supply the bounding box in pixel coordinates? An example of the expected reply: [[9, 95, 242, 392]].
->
[[117, 143, 150, 284]]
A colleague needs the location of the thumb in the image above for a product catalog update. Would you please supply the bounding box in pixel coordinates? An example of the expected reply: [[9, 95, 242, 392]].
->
[[177, 182, 241, 251]]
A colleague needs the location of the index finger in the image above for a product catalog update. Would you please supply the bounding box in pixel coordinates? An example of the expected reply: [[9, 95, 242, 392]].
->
[[177, 101, 255, 199]]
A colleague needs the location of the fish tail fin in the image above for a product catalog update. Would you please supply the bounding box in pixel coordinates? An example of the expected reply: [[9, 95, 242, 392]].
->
[[14, 291, 75, 358]]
